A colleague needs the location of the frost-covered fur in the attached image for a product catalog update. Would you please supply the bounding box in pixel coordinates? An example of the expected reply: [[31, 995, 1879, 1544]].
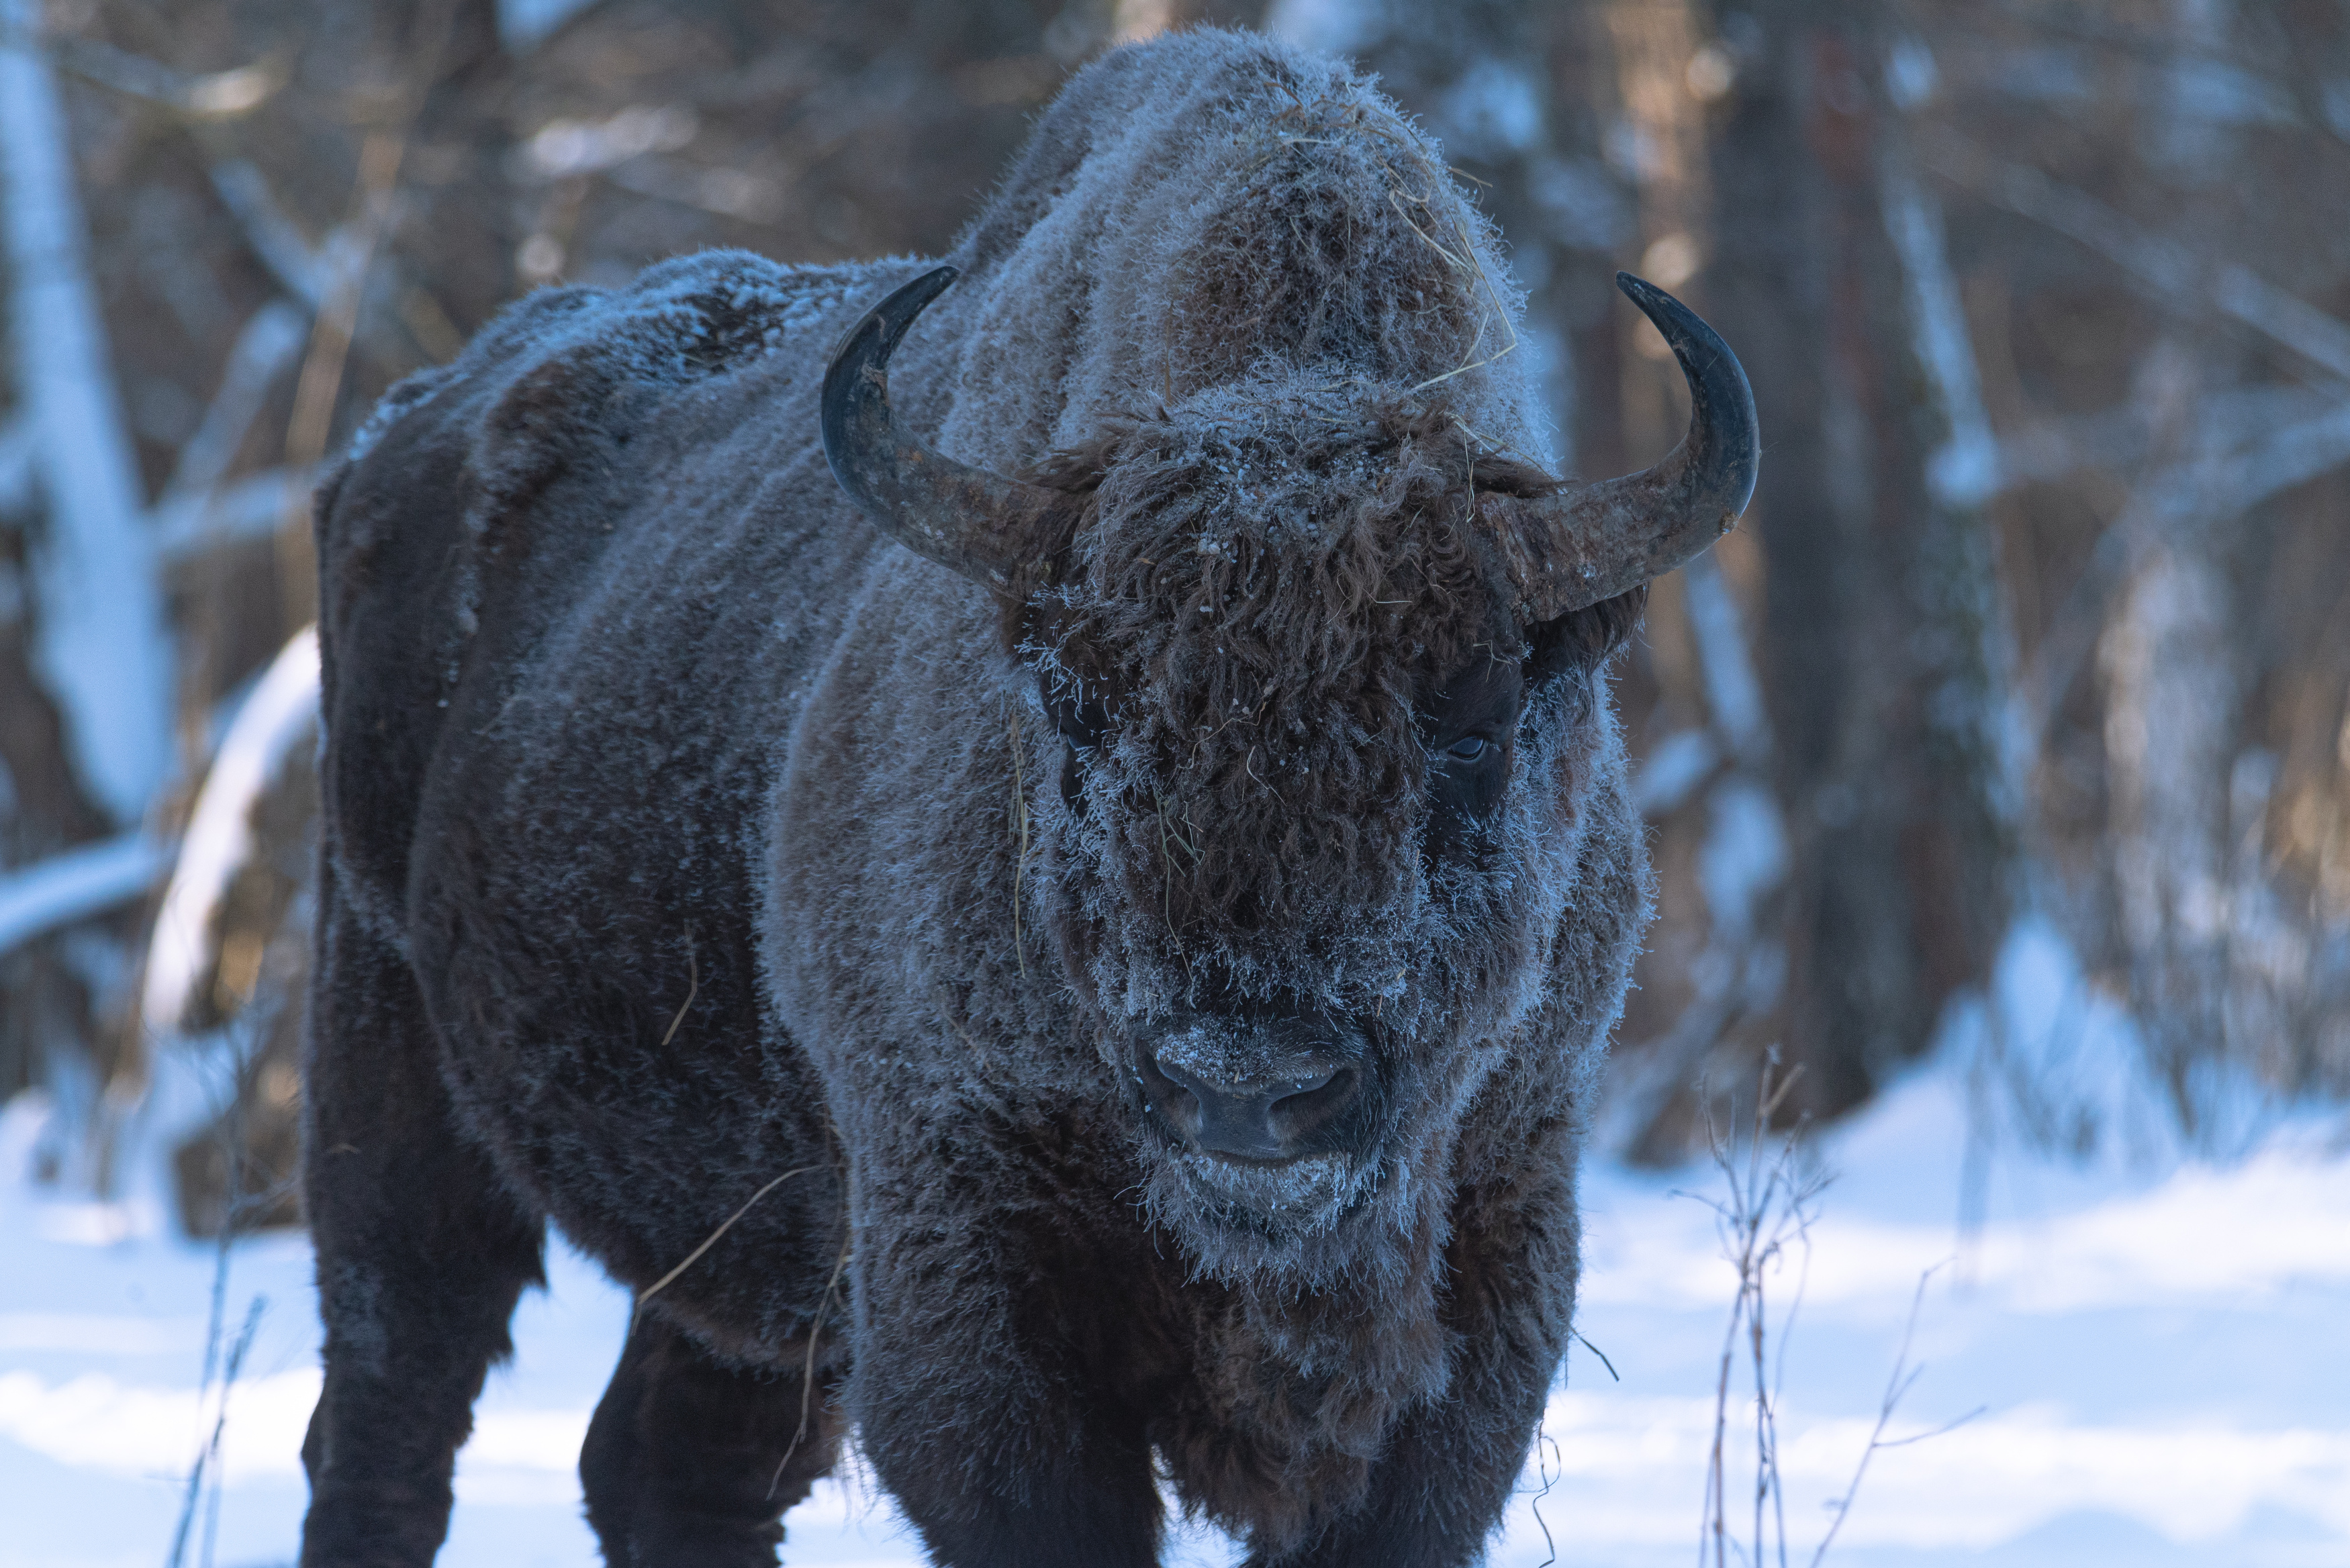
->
[[301, 30, 1650, 1568]]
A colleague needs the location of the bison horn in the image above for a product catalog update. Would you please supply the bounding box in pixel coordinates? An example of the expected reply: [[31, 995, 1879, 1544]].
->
[[1485, 273, 1759, 621], [822, 265, 1078, 593]]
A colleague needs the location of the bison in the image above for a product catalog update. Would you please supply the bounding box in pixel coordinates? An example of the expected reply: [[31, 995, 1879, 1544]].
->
[[297, 28, 1754, 1568]]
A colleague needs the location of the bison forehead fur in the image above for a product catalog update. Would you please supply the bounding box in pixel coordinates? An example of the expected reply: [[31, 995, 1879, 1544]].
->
[[299, 28, 1673, 1568]]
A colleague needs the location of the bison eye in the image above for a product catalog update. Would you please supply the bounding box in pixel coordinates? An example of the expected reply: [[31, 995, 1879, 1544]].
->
[[1444, 736, 1491, 765]]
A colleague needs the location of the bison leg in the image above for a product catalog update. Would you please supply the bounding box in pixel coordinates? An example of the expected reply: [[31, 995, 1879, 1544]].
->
[[1246, 1217, 1563, 1568], [580, 1311, 842, 1567], [1245, 1387, 1543, 1568], [852, 1227, 1162, 1567], [865, 1382, 1162, 1568], [297, 894, 546, 1567]]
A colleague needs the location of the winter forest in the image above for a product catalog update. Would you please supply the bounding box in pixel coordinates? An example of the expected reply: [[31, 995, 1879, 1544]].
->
[[2, 0, 2347, 1564]]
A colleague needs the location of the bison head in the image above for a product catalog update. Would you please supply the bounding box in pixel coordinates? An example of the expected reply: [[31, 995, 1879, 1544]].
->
[[824, 268, 1755, 1280]]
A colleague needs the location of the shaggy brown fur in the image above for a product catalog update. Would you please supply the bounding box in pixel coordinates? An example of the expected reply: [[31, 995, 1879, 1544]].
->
[[299, 30, 1657, 1568]]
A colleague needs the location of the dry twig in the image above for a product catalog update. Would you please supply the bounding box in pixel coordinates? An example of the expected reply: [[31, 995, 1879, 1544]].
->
[[634, 1165, 822, 1318], [1807, 1265, 1985, 1567], [1682, 1056, 1822, 1568]]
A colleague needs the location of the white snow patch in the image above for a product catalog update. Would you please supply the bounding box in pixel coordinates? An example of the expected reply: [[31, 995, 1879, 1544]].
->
[[1509, 1392, 2350, 1551]]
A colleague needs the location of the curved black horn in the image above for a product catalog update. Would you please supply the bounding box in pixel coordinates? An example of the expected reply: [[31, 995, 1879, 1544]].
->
[[1485, 272, 1759, 621], [822, 265, 1077, 593]]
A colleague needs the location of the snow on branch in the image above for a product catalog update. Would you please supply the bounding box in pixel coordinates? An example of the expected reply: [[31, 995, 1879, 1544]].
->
[[1681, 554, 1771, 769], [1879, 144, 2029, 832], [160, 302, 307, 509], [1, 0, 174, 826], [140, 627, 318, 1037], [0, 830, 173, 957], [1879, 158, 2000, 509]]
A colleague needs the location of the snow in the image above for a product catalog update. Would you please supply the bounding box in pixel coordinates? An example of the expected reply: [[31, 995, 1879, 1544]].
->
[[5, 952, 2348, 1567], [1629, 726, 1718, 819], [0, 833, 173, 959], [1434, 60, 1544, 161], [1880, 160, 2001, 513], [1680, 554, 1771, 767]]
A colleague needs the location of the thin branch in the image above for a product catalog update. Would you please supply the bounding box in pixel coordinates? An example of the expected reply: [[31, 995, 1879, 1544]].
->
[[44, 32, 283, 122], [1572, 1328, 1619, 1382], [1526, 1426, 1562, 1568], [1926, 132, 2350, 395], [167, 1294, 264, 1568], [1985, 383, 2331, 499], [153, 467, 316, 565], [2021, 399, 2350, 743], [773, 1225, 851, 1488], [275, 0, 463, 628], [161, 301, 308, 509], [207, 160, 326, 309], [279, 129, 409, 625], [1689, 1057, 1824, 1568], [1872, 1406, 1987, 1449], [1807, 1265, 1950, 1567]]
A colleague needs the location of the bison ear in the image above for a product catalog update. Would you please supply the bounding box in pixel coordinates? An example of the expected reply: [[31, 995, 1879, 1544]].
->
[[1523, 583, 1648, 692], [1481, 274, 1757, 621], [821, 266, 1083, 595]]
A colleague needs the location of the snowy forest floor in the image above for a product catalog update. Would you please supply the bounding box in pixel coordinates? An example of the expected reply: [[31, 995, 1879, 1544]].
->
[[5, 957, 2348, 1568]]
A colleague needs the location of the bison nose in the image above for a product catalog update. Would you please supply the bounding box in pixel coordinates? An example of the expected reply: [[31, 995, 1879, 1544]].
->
[[1145, 1053, 1361, 1162]]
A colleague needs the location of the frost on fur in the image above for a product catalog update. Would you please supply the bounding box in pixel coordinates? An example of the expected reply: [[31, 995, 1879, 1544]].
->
[[302, 30, 1693, 1568]]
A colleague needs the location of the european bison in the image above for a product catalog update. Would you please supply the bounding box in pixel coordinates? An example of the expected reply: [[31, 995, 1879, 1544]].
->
[[298, 28, 1754, 1568]]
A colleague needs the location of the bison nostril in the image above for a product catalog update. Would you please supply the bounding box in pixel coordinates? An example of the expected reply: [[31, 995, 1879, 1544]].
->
[[1269, 1067, 1358, 1142], [1145, 1052, 1360, 1162], [1154, 1078, 1201, 1133]]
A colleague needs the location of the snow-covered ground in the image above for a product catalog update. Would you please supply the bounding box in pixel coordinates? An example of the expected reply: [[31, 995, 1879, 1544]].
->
[[6, 954, 2347, 1568]]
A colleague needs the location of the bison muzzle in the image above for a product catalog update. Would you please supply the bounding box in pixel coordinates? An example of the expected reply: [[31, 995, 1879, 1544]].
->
[[295, 29, 1756, 1568]]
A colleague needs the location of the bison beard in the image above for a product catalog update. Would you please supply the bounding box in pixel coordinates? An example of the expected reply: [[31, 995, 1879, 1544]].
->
[[296, 28, 1752, 1568]]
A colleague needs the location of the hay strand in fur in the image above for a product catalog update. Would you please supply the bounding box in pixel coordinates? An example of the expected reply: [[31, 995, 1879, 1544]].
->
[[634, 1165, 821, 1316]]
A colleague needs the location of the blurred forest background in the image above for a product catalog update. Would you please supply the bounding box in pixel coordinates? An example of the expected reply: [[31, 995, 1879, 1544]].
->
[[3, 0, 2348, 1238]]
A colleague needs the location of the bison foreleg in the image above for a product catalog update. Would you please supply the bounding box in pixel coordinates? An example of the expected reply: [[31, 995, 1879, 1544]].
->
[[1249, 1381, 1546, 1568], [850, 1219, 1164, 1568], [1247, 1206, 1568, 1568], [297, 893, 547, 1568], [579, 1310, 843, 1566]]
